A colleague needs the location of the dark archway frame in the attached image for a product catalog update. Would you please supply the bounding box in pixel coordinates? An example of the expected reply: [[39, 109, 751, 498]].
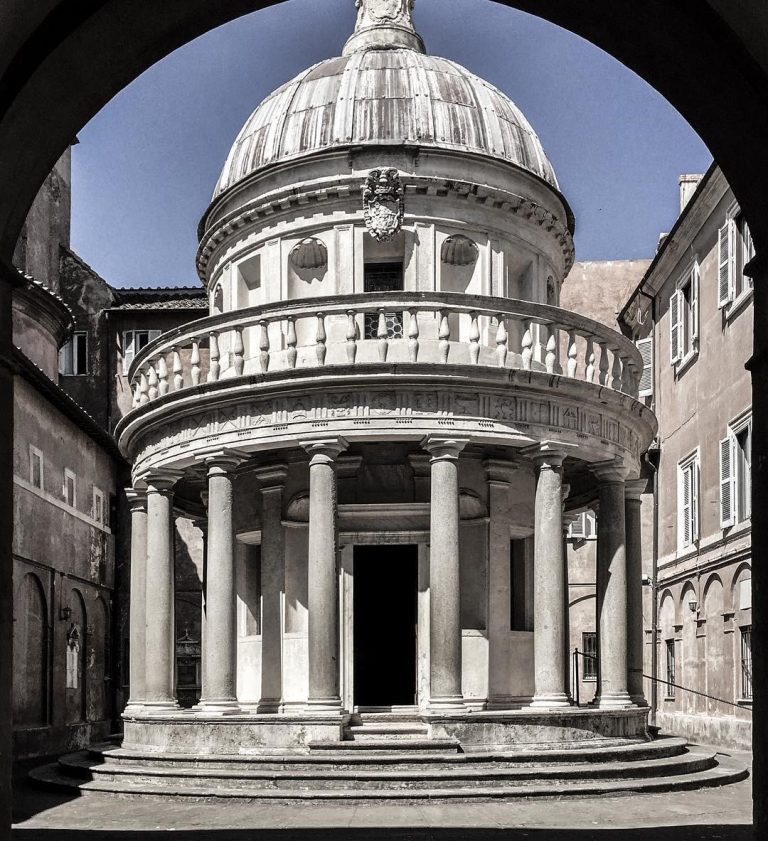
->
[[0, 1, 765, 836]]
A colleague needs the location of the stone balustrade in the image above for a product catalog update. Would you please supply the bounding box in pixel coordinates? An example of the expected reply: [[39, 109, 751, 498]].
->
[[128, 292, 644, 408]]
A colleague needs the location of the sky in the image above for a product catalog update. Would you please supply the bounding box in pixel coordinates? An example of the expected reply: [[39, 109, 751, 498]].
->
[[70, 0, 713, 289]]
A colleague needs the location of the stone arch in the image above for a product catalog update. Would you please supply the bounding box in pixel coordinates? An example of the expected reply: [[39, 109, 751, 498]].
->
[[730, 561, 752, 614], [65, 587, 87, 724], [703, 573, 724, 618], [679, 581, 698, 617], [702, 574, 729, 714], [13, 572, 48, 727], [88, 595, 110, 723], [658, 588, 676, 631]]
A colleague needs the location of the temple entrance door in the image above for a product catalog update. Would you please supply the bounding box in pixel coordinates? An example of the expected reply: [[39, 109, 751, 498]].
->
[[353, 545, 418, 708]]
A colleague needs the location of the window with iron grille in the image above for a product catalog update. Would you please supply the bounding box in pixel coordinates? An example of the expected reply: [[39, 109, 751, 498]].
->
[[665, 639, 676, 698], [364, 262, 404, 340], [582, 632, 597, 680], [741, 626, 753, 700]]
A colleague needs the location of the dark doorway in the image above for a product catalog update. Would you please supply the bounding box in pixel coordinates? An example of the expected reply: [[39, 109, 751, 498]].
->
[[353, 544, 418, 707]]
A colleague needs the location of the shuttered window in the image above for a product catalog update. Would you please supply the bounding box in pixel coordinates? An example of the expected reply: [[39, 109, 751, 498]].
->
[[670, 263, 699, 367], [123, 329, 162, 369], [721, 414, 752, 527], [720, 435, 736, 528], [669, 289, 682, 364], [718, 220, 735, 308], [637, 336, 653, 397], [679, 453, 699, 549], [720, 209, 756, 310]]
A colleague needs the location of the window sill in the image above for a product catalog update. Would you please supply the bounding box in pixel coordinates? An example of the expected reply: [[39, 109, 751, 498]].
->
[[663, 696, 676, 702], [674, 348, 698, 377], [725, 287, 753, 322], [736, 698, 752, 707]]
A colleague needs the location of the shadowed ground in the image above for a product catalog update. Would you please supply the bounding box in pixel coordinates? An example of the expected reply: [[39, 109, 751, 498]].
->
[[12, 748, 752, 840]]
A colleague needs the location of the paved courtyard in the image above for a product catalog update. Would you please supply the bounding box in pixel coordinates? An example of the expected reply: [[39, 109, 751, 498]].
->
[[11, 748, 752, 841]]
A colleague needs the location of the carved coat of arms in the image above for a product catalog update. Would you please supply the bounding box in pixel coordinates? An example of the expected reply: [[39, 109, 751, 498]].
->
[[356, 0, 415, 25], [363, 168, 404, 242]]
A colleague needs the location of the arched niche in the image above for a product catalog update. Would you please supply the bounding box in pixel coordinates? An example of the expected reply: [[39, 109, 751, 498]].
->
[[13, 572, 48, 727]]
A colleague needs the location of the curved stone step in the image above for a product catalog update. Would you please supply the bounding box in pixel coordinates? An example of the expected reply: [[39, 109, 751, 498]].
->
[[28, 756, 749, 802], [309, 738, 460, 754], [53, 748, 718, 791]]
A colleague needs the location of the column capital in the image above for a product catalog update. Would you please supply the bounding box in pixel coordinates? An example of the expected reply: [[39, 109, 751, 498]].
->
[[483, 458, 521, 484], [125, 487, 148, 512], [252, 463, 289, 491], [197, 447, 250, 475], [522, 440, 575, 469], [142, 469, 184, 494], [300, 437, 349, 466], [591, 458, 630, 483], [624, 478, 646, 502], [421, 435, 469, 462]]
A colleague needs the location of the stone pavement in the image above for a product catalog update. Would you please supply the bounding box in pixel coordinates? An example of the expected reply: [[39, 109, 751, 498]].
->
[[11, 748, 752, 841]]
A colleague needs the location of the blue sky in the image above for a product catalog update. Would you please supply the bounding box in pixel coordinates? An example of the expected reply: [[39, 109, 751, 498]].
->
[[71, 0, 712, 288]]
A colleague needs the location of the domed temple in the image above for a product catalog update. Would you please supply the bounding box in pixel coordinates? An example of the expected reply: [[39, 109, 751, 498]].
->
[[116, 0, 658, 763]]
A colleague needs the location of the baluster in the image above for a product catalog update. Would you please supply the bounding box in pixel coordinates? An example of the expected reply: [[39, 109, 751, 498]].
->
[[621, 356, 632, 394], [191, 337, 201, 386], [157, 354, 169, 396], [286, 318, 297, 370], [522, 326, 533, 371], [233, 327, 245, 376], [259, 320, 270, 373], [599, 341, 610, 386], [611, 350, 622, 390], [139, 371, 149, 405], [172, 347, 183, 391], [567, 330, 578, 379], [439, 310, 451, 364], [208, 332, 220, 382], [315, 313, 327, 366], [585, 337, 595, 383], [408, 310, 420, 362], [545, 333, 557, 374], [147, 361, 159, 401], [346, 310, 358, 364], [496, 315, 508, 367], [377, 309, 389, 362], [469, 312, 480, 365], [132, 379, 142, 408]]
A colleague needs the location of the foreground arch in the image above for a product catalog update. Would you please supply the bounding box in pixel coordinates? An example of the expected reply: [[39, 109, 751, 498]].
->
[[1, 1, 767, 835]]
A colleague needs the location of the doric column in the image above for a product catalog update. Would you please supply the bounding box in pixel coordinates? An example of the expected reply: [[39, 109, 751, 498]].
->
[[423, 436, 469, 713], [301, 438, 348, 712], [625, 479, 647, 706], [530, 446, 570, 707], [192, 511, 208, 697], [255, 464, 288, 713], [562, 506, 579, 704], [484, 458, 518, 710], [143, 470, 183, 710], [198, 450, 247, 714], [593, 461, 633, 708], [124, 487, 148, 713]]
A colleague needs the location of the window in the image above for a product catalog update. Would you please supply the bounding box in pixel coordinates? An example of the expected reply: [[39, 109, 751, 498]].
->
[[739, 577, 752, 611], [669, 263, 699, 366], [582, 632, 598, 680], [665, 639, 676, 698], [569, 510, 596, 540], [678, 452, 700, 549], [636, 336, 653, 399], [29, 445, 43, 489], [92, 487, 104, 523], [720, 413, 752, 527], [740, 626, 753, 700], [718, 208, 755, 309], [363, 262, 404, 340], [123, 329, 161, 369], [58, 331, 88, 375], [509, 539, 531, 631], [64, 469, 77, 508]]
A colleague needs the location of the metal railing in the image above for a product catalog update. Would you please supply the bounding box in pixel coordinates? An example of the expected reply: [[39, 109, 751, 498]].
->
[[571, 647, 752, 711], [125, 291, 645, 409]]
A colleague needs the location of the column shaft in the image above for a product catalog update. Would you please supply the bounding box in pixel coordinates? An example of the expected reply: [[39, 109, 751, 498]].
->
[[125, 490, 147, 711], [596, 475, 632, 707], [531, 453, 570, 707], [425, 437, 468, 713], [625, 483, 647, 705], [144, 476, 179, 709], [304, 439, 347, 712], [199, 458, 241, 713]]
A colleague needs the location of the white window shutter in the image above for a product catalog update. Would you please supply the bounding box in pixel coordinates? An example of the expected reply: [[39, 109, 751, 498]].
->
[[692, 460, 700, 542], [569, 515, 585, 539], [718, 222, 733, 307], [681, 464, 692, 547], [637, 337, 653, 397], [123, 331, 135, 368], [670, 290, 682, 365], [691, 265, 700, 341], [720, 435, 736, 528]]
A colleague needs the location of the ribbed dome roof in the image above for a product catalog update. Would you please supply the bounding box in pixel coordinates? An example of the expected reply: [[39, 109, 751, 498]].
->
[[213, 4, 558, 199]]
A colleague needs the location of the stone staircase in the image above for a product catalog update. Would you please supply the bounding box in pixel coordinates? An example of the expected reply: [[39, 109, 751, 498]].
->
[[29, 722, 748, 802]]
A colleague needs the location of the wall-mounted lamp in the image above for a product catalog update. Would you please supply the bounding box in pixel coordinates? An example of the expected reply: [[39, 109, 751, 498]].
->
[[59, 605, 72, 621], [688, 600, 698, 613]]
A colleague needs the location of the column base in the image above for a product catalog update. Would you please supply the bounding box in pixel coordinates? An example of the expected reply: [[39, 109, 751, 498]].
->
[[530, 692, 571, 709], [594, 692, 634, 709], [139, 700, 181, 714], [630, 695, 649, 707], [256, 699, 281, 714], [427, 695, 466, 714], [122, 702, 147, 718], [305, 697, 343, 715], [194, 700, 242, 716]]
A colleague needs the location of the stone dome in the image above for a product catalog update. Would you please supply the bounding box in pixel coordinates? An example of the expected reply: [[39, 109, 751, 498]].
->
[[213, 3, 558, 199]]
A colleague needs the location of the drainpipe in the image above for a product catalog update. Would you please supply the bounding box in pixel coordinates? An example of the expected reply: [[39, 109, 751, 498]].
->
[[645, 445, 660, 728]]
